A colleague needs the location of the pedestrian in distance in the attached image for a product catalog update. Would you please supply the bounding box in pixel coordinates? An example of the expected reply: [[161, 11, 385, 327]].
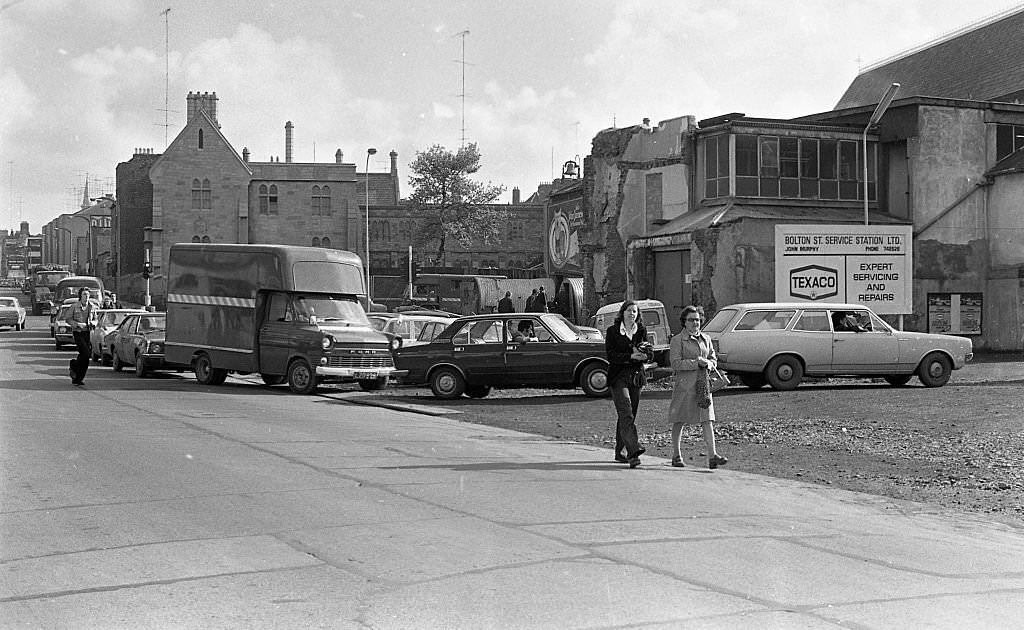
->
[[667, 305, 728, 469], [536, 286, 549, 312], [604, 300, 651, 468], [497, 291, 514, 313], [65, 287, 96, 386], [525, 288, 539, 312]]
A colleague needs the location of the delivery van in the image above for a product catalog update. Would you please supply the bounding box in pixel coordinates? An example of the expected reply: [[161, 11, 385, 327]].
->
[[164, 243, 402, 394], [590, 299, 672, 366]]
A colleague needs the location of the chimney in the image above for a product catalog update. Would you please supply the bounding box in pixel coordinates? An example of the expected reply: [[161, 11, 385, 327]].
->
[[389, 150, 398, 174], [186, 91, 220, 127], [512, 187, 521, 204], [242, 147, 250, 163], [285, 121, 293, 163], [335, 149, 343, 163]]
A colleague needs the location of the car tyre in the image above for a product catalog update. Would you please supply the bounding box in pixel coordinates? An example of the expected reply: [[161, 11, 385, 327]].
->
[[580, 363, 610, 398], [358, 378, 387, 391], [287, 358, 318, 394], [261, 373, 286, 386], [101, 349, 112, 366], [764, 354, 803, 390], [917, 352, 952, 388], [884, 374, 913, 387], [112, 350, 123, 372], [429, 366, 466, 399], [135, 352, 148, 378], [194, 353, 228, 386], [739, 373, 768, 390], [465, 384, 491, 398]]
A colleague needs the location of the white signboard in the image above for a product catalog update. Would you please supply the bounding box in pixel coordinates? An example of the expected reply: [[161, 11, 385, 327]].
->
[[774, 224, 913, 314]]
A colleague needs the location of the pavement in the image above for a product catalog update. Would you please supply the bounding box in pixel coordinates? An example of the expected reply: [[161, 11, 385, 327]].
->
[[5, 351, 1024, 628]]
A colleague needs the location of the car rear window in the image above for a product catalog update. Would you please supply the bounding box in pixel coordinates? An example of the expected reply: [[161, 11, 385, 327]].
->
[[734, 310, 795, 331], [793, 310, 830, 332], [701, 308, 737, 333]]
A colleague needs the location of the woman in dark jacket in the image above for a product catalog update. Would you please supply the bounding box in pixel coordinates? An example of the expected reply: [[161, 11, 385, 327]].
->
[[605, 300, 650, 468]]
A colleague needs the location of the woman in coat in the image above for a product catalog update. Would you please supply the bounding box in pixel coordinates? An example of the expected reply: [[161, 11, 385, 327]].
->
[[667, 305, 728, 469], [605, 300, 650, 468]]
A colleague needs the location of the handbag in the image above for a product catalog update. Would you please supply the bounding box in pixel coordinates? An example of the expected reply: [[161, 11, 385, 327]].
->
[[708, 367, 729, 393], [629, 367, 647, 388]]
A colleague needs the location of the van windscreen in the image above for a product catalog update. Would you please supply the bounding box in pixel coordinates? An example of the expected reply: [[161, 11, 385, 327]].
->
[[293, 262, 364, 294]]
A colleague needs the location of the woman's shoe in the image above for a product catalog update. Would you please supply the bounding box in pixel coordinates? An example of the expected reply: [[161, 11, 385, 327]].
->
[[709, 454, 728, 469], [628, 457, 641, 468], [614, 454, 628, 463], [671, 456, 685, 468]]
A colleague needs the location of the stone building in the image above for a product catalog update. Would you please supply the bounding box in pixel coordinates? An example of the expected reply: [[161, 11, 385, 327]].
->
[[580, 8, 1024, 350]]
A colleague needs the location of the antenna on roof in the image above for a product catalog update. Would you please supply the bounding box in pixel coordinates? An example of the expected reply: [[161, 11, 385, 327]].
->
[[157, 8, 174, 148], [453, 29, 471, 147]]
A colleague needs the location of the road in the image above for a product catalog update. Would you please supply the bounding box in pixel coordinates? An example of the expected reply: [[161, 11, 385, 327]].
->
[[4, 295, 1024, 629]]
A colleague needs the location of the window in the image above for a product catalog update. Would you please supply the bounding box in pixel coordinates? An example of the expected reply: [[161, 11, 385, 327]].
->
[[704, 135, 730, 198], [321, 236, 331, 248], [191, 235, 201, 243], [734, 309, 795, 331], [201, 235, 211, 243], [793, 310, 830, 332], [996, 124, 1024, 161], [451, 318, 504, 345], [259, 184, 278, 215], [191, 178, 211, 210], [312, 185, 332, 216], [312, 237, 320, 247], [198, 128, 204, 149]]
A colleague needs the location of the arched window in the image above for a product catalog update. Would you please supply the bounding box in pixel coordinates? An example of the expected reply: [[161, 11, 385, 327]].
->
[[382, 221, 391, 240], [321, 236, 331, 248], [198, 128, 204, 149], [312, 185, 331, 216], [259, 184, 269, 215], [191, 178, 211, 210], [201, 235, 211, 243], [192, 235, 201, 243], [268, 185, 278, 215], [312, 237, 321, 247]]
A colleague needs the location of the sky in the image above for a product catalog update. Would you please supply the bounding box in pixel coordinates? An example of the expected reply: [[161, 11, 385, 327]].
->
[[2, 0, 1022, 234]]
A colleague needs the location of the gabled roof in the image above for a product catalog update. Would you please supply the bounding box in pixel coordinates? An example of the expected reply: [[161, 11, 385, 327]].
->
[[836, 7, 1024, 109], [151, 110, 251, 175]]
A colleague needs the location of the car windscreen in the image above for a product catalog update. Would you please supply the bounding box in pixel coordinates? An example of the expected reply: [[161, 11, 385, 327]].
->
[[0, 298, 16, 307], [701, 308, 737, 333], [294, 295, 370, 326], [540, 314, 581, 341]]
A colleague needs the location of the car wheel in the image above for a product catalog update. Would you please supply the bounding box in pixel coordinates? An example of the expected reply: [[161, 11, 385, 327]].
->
[[739, 373, 768, 389], [580, 363, 610, 397], [429, 366, 466, 399], [764, 354, 803, 390], [261, 373, 286, 386], [358, 378, 387, 391], [465, 384, 491, 398], [112, 350, 123, 372], [102, 349, 112, 366], [135, 352, 148, 378], [194, 353, 228, 386], [884, 374, 913, 387], [917, 352, 952, 387], [287, 358, 318, 394]]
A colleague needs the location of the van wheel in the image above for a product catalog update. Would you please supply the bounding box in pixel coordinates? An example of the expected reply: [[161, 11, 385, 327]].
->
[[135, 352, 148, 378], [287, 359, 318, 394], [580, 363, 610, 397], [917, 353, 952, 388], [358, 378, 387, 391], [261, 374, 286, 386], [429, 366, 465, 399], [764, 355, 803, 390], [194, 354, 228, 386], [739, 373, 767, 389], [112, 350, 123, 372], [884, 374, 912, 387]]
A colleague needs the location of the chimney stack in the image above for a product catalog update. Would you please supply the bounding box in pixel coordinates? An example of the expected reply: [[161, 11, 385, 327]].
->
[[390, 150, 399, 174], [285, 121, 293, 163], [186, 91, 220, 127], [242, 147, 250, 163], [512, 187, 521, 204], [335, 149, 343, 163]]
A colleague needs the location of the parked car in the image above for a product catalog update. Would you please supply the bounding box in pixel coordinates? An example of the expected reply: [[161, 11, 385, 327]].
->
[[394, 312, 611, 399], [50, 296, 101, 338], [90, 308, 147, 364], [590, 299, 671, 364], [367, 311, 458, 351], [700, 302, 974, 390], [0, 296, 27, 330], [108, 312, 178, 377], [52, 303, 77, 349]]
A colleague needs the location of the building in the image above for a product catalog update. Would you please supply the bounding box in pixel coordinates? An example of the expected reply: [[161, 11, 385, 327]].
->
[[579, 7, 1024, 350], [41, 190, 113, 282]]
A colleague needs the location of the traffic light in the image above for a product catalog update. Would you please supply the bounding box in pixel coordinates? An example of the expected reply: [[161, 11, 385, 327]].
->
[[143, 261, 152, 279]]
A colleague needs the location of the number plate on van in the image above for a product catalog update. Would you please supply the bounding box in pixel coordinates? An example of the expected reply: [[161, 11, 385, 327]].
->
[[355, 371, 378, 379]]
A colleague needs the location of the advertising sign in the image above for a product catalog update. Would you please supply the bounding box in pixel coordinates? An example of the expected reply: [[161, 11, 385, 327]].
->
[[774, 224, 913, 314], [545, 195, 584, 275], [927, 292, 982, 335]]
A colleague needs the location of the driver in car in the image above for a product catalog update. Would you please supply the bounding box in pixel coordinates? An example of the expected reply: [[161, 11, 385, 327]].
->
[[512, 319, 538, 343]]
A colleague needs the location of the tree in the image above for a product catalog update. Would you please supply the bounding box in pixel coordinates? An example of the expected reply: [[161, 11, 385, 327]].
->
[[407, 143, 507, 265]]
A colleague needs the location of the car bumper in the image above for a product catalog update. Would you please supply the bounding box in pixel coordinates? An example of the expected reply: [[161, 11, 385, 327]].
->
[[316, 366, 408, 380]]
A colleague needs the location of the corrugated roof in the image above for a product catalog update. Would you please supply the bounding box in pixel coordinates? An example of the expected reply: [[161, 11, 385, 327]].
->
[[836, 7, 1024, 109]]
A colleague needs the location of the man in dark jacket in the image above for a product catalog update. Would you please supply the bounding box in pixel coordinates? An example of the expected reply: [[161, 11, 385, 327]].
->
[[535, 287, 548, 312], [497, 291, 514, 313], [525, 289, 538, 312]]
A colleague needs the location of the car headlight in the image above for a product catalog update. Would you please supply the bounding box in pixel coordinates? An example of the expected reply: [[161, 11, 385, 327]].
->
[[390, 336, 403, 352], [321, 335, 334, 350], [148, 342, 163, 354]]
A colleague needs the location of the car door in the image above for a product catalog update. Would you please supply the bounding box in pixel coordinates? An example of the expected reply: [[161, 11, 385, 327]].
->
[[258, 292, 296, 375], [449, 318, 506, 384], [115, 315, 139, 363], [788, 309, 833, 373], [503, 317, 566, 384], [830, 309, 898, 373]]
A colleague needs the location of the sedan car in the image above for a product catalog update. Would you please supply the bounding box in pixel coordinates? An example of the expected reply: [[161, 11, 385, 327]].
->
[[0, 297, 27, 330], [367, 312, 457, 351], [53, 303, 77, 349], [109, 312, 177, 377], [701, 302, 974, 390], [90, 308, 147, 364], [394, 312, 611, 399]]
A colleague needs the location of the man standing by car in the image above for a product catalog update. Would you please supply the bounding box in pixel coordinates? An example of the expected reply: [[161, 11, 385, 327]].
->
[[497, 291, 514, 313], [65, 287, 96, 385]]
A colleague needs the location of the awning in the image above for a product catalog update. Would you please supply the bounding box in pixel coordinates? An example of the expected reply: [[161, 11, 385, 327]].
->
[[628, 201, 910, 249]]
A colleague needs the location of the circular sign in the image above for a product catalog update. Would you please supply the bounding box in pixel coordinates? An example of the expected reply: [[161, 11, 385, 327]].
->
[[548, 211, 571, 268]]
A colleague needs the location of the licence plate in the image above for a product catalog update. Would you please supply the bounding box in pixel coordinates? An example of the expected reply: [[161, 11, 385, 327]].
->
[[354, 371, 378, 379]]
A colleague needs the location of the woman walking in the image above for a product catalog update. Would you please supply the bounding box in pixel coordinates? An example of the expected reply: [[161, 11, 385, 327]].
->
[[605, 300, 651, 468], [667, 305, 728, 469], [65, 287, 96, 386]]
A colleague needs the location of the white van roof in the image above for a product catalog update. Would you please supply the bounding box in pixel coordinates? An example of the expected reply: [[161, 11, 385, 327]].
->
[[595, 299, 666, 316]]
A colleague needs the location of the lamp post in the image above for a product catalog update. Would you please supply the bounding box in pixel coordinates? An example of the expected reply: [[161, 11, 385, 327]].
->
[[863, 82, 900, 225], [365, 147, 377, 303]]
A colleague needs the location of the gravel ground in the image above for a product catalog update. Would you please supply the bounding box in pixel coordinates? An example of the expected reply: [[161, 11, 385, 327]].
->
[[371, 359, 1024, 529]]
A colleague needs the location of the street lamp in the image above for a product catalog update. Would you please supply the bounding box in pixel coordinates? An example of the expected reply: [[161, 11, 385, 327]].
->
[[365, 147, 377, 302], [863, 82, 900, 225]]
